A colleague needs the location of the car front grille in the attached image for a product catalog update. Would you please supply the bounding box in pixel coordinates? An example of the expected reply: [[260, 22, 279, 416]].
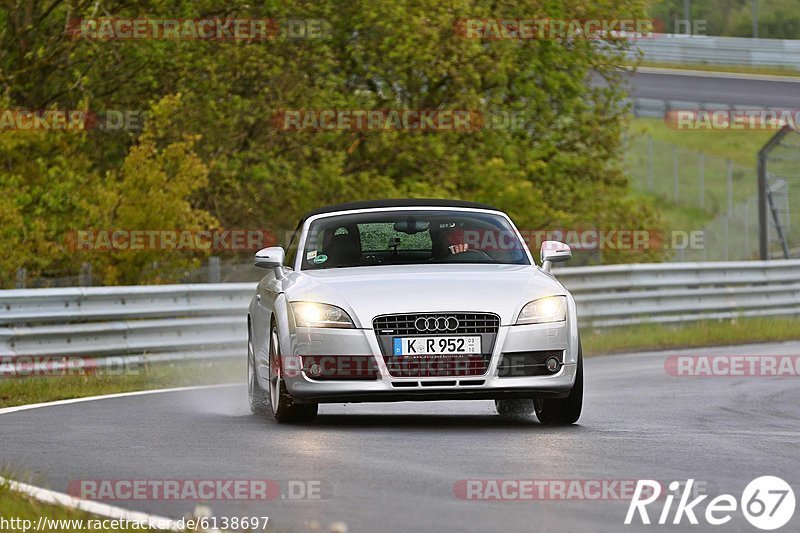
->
[[373, 313, 500, 336], [497, 350, 563, 377], [372, 313, 499, 377]]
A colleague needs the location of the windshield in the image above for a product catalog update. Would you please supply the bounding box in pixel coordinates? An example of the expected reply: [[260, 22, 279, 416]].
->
[[300, 210, 530, 270]]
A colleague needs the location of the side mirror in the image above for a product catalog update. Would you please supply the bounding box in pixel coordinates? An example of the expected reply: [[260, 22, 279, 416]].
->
[[540, 241, 571, 272], [255, 246, 286, 277]]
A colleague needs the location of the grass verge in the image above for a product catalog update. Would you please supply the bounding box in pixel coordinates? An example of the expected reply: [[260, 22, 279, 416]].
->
[[0, 480, 154, 532], [583, 316, 800, 355], [634, 60, 800, 79], [628, 117, 773, 167], [0, 358, 244, 409]]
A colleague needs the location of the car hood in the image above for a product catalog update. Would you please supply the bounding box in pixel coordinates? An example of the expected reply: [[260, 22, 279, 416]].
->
[[283, 264, 566, 327]]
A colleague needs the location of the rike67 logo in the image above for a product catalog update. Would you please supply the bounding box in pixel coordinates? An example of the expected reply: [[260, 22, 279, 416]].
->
[[626, 477, 795, 530]]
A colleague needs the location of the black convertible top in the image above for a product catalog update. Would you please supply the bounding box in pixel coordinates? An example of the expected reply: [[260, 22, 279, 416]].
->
[[300, 198, 501, 222]]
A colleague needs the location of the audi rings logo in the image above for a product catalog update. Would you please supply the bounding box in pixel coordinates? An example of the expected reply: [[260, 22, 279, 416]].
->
[[414, 316, 459, 332]]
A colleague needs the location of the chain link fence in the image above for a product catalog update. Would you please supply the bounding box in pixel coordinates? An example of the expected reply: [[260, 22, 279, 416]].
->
[[625, 133, 760, 261], [174, 257, 264, 283], [12, 263, 96, 289]]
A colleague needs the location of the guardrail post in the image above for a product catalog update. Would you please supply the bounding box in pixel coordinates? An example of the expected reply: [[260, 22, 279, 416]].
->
[[683, 0, 691, 33], [744, 200, 750, 259], [758, 150, 768, 259], [724, 214, 729, 260], [726, 160, 733, 215], [702, 235, 707, 261], [672, 146, 679, 202], [208, 256, 221, 283], [80, 263, 92, 287], [752, 0, 759, 38], [699, 152, 705, 209], [647, 136, 654, 191], [16, 268, 26, 289]]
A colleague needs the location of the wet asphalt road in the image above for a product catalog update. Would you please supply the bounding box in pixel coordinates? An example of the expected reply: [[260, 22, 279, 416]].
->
[[619, 68, 800, 108], [2, 341, 800, 533]]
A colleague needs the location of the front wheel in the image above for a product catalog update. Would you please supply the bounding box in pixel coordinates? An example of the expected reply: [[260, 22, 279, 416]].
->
[[248, 325, 271, 416], [268, 325, 318, 423], [534, 341, 583, 425]]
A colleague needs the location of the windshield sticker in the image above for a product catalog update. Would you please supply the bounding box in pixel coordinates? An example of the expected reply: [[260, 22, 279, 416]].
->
[[313, 254, 328, 264], [306, 250, 318, 260]]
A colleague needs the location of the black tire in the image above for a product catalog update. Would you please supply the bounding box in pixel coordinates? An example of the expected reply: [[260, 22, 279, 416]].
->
[[247, 323, 271, 416], [268, 324, 318, 423], [495, 398, 535, 419], [534, 341, 583, 425]]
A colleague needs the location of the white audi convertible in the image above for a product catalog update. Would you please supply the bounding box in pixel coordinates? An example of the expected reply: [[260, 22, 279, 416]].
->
[[247, 199, 582, 424]]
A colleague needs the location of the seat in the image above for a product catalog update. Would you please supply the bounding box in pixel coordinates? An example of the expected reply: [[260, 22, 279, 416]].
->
[[323, 232, 361, 266]]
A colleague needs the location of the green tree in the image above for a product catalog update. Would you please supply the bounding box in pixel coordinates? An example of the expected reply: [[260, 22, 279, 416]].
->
[[0, 0, 664, 286]]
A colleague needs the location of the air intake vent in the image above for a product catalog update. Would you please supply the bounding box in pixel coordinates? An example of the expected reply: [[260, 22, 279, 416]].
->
[[497, 351, 564, 377]]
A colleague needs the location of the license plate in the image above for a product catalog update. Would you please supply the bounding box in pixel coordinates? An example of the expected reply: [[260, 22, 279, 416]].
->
[[392, 336, 481, 357]]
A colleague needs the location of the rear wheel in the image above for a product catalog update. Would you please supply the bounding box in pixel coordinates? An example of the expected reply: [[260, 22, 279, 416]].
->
[[247, 325, 271, 416], [268, 324, 318, 423], [534, 341, 583, 425], [495, 398, 534, 419]]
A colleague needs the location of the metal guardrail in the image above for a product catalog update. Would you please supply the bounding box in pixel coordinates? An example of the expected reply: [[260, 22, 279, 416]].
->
[[627, 98, 783, 119], [0, 284, 253, 324], [633, 34, 800, 70], [1, 260, 799, 373], [0, 284, 253, 373], [556, 260, 800, 327]]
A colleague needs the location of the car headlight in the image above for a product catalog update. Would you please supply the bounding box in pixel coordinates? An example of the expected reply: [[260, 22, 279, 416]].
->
[[291, 302, 355, 328], [516, 296, 567, 324]]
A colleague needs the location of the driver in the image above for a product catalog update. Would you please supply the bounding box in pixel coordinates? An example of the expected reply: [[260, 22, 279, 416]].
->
[[431, 225, 471, 259]]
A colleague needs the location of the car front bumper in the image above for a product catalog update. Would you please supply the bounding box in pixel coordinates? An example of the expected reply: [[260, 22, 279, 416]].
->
[[284, 320, 579, 404]]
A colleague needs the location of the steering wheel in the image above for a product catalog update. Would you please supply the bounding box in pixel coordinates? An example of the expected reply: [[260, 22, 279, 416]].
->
[[431, 249, 494, 262]]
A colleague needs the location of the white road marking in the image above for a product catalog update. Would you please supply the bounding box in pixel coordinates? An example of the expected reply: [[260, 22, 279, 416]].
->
[[0, 477, 186, 531], [0, 383, 237, 416]]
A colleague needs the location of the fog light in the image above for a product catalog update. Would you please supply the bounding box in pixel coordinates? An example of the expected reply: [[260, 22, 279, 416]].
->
[[545, 357, 560, 373], [307, 363, 323, 377]]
